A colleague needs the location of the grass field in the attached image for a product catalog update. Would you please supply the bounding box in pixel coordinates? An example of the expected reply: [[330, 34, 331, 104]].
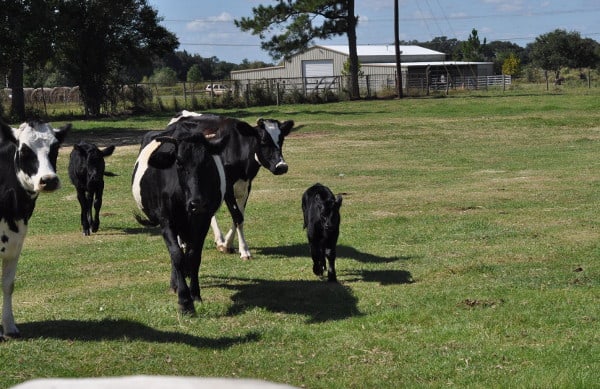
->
[[2, 90, 599, 388]]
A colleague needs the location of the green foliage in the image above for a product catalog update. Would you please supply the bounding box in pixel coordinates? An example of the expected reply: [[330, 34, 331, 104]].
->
[[502, 53, 521, 75], [186, 64, 203, 83], [52, 0, 178, 116], [235, 1, 352, 61], [529, 29, 600, 81], [460, 28, 487, 61], [148, 67, 178, 86]]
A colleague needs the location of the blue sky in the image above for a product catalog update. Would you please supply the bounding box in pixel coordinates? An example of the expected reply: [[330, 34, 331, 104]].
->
[[147, 0, 600, 64]]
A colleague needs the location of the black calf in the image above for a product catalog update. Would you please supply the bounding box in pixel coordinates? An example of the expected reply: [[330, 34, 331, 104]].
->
[[302, 183, 343, 282], [68, 142, 115, 235]]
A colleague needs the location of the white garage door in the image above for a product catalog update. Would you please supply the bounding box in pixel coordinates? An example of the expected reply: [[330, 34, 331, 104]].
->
[[302, 60, 335, 92], [302, 60, 334, 78]]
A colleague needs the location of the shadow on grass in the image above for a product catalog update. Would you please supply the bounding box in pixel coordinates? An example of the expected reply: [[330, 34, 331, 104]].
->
[[65, 128, 146, 147], [19, 318, 259, 348], [208, 277, 362, 324], [256, 243, 412, 264], [344, 270, 414, 285]]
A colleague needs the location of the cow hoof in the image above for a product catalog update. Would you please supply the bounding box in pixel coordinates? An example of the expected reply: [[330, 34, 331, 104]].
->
[[2, 331, 21, 340], [241, 255, 251, 261], [83, 229, 91, 236], [216, 245, 234, 254], [179, 302, 196, 315]]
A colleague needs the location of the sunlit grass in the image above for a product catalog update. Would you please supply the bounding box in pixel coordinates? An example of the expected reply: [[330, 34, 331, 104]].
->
[[2, 90, 600, 388]]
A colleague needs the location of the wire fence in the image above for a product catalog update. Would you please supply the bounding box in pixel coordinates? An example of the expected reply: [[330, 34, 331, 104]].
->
[[2, 72, 599, 116]]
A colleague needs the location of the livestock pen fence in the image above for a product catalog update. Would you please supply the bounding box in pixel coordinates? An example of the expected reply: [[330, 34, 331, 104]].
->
[[3, 72, 599, 115]]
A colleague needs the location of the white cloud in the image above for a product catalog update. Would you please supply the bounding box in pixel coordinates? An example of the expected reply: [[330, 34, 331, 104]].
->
[[186, 12, 234, 31]]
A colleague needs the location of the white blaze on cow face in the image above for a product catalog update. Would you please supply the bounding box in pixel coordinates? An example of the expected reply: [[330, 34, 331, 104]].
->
[[13, 122, 63, 195], [262, 120, 282, 149]]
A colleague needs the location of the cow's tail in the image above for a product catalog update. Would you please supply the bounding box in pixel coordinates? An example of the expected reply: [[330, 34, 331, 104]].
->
[[133, 211, 159, 227]]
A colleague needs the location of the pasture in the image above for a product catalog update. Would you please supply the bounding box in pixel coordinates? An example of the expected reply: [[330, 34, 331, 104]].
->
[[2, 90, 599, 388]]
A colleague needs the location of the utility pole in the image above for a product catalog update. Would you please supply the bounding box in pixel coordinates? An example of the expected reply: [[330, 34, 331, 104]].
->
[[394, 0, 403, 98]]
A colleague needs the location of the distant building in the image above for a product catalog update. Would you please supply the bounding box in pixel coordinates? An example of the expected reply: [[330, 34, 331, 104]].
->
[[230, 44, 494, 93]]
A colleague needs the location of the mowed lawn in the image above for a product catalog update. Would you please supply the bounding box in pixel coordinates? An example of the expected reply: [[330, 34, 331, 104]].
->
[[2, 90, 599, 388]]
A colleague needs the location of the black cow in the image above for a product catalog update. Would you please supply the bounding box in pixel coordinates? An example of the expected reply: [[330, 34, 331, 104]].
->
[[302, 183, 343, 282], [169, 111, 295, 260], [131, 117, 228, 314], [0, 120, 70, 339], [68, 142, 116, 236]]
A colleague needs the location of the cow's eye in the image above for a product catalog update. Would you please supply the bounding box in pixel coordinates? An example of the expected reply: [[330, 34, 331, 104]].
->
[[18, 144, 39, 175]]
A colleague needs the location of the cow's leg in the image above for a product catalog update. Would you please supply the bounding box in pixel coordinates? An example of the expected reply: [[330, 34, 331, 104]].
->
[[2, 256, 21, 339], [235, 224, 251, 260], [220, 180, 249, 256], [211, 216, 231, 253], [76, 188, 91, 236], [91, 185, 104, 233], [309, 242, 326, 277], [161, 226, 194, 314], [325, 246, 338, 283], [187, 222, 210, 302], [232, 180, 251, 260]]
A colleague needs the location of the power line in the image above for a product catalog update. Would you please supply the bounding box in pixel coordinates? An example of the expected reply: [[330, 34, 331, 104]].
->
[[162, 7, 600, 24]]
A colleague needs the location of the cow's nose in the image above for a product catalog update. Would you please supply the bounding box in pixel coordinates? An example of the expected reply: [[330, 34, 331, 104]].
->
[[274, 161, 288, 175], [39, 175, 60, 191]]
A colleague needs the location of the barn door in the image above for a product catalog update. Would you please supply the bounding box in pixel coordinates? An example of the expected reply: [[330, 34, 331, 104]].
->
[[302, 60, 335, 93]]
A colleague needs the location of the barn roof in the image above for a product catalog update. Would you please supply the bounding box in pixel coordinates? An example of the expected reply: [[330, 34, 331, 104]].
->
[[317, 44, 445, 57]]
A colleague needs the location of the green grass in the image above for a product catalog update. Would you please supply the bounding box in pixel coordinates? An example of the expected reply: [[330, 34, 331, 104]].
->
[[2, 89, 600, 388]]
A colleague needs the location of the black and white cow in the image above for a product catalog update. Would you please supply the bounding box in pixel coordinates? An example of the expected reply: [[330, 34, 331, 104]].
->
[[169, 111, 295, 260], [302, 183, 343, 282], [0, 120, 70, 339], [68, 141, 116, 236], [131, 117, 227, 314]]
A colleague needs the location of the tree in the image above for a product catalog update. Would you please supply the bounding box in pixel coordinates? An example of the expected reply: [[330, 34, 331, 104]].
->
[[460, 28, 487, 62], [149, 67, 178, 85], [420, 36, 461, 60], [0, 0, 57, 120], [502, 53, 521, 76], [529, 29, 600, 85], [235, 0, 360, 99], [53, 0, 178, 116], [187, 64, 203, 83]]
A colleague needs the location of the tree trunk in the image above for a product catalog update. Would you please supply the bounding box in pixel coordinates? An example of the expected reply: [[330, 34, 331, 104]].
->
[[8, 59, 26, 121], [346, 0, 360, 100]]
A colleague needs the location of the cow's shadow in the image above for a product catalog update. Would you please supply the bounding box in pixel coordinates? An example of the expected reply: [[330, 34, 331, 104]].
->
[[206, 277, 362, 323], [255, 243, 412, 264], [18, 318, 259, 348]]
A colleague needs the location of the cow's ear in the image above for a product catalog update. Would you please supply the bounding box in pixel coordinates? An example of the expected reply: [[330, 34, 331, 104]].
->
[[102, 145, 115, 157], [73, 143, 86, 154], [0, 120, 17, 144], [54, 123, 71, 143], [148, 138, 178, 169], [279, 120, 295, 136], [236, 120, 259, 137], [335, 195, 343, 208]]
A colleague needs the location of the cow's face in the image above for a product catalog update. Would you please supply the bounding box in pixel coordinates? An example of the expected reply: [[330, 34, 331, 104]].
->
[[74, 144, 115, 191], [148, 134, 226, 215], [320, 195, 343, 232], [254, 118, 295, 175], [8, 121, 70, 195]]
